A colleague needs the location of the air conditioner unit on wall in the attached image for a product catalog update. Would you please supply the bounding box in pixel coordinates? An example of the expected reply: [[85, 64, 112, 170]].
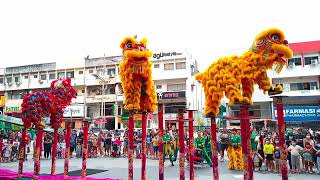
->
[[38, 79, 44, 84], [16, 82, 22, 86], [7, 82, 13, 86]]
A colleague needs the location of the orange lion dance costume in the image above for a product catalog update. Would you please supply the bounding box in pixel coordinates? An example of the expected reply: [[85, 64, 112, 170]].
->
[[196, 28, 293, 170], [119, 36, 157, 112]]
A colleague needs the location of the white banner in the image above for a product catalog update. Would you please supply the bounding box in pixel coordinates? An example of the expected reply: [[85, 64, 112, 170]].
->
[[64, 105, 84, 117]]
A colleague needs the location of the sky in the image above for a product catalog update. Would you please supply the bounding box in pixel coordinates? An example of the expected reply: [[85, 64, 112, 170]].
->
[[0, 0, 320, 70]]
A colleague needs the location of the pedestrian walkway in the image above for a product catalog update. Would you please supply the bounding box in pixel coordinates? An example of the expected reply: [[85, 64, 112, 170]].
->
[[1, 156, 318, 180]]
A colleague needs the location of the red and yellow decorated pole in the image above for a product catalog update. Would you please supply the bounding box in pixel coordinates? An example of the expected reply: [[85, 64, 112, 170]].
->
[[178, 109, 185, 180], [18, 127, 27, 178], [158, 104, 164, 180], [128, 112, 134, 180], [210, 116, 219, 180], [240, 105, 253, 180], [33, 127, 44, 180], [82, 120, 89, 178], [64, 121, 71, 178], [187, 110, 194, 180], [275, 97, 288, 180], [51, 127, 59, 175], [141, 112, 147, 180]]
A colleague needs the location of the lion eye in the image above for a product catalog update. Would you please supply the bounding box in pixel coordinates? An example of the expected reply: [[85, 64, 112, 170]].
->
[[125, 41, 132, 48], [271, 34, 280, 42]]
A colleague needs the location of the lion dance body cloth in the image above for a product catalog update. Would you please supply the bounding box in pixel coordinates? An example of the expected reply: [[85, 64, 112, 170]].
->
[[195, 28, 293, 170], [119, 36, 157, 112]]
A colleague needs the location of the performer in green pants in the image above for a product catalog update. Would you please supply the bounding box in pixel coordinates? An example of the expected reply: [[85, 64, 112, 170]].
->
[[195, 130, 212, 167], [163, 130, 174, 166], [204, 130, 212, 161], [172, 129, 179, 161]]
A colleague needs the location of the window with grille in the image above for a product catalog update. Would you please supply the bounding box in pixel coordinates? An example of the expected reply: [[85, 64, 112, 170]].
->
[[14, 76, 20, 83], [156, 85, 162, 89], [40, 74, 47, 80], [154, 64, 160, 68], [304, 56, 318, 65], [58, 72, 65, 78], [66, 71, 74, 78], [176, 62, 186, 69], [288, 57, 302, 66], [290, 82, 318, 91], [164, 63, 174, 71], [0, 77, 3, 84], [49, 73, 56, 80], [7, 77, 12, 83], [167, 84, 186, 91]]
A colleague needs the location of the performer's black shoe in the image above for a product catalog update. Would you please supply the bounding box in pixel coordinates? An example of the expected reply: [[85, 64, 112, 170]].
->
[[171, 162, 174, 166]]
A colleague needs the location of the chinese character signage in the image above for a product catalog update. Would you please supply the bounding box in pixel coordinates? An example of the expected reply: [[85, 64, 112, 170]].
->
[[274, 106, 320, 122], [157, 91, 185, 100]]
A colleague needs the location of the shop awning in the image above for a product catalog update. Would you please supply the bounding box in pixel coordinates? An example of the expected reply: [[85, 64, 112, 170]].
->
[[0, 114, 23, 125]]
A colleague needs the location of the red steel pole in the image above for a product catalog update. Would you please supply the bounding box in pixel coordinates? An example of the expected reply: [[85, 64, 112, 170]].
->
[[128, 112, 134, 180], [64, 121, 71, 179], [51, 127, 59, 175], [240, 105, 253, 180], [0, 132, 3, 163], [276, 97, 288, 180], [158, 104, 164, 180], [188, 110, 194, 180], [210, 116, 219, 180], [18, 127, 27, 178], [141, 112, 147, 180], [82, 120, 89, 178], [33, 128, 43, 180], [246, 110, 254, 180], [178, 109, 185, 180]]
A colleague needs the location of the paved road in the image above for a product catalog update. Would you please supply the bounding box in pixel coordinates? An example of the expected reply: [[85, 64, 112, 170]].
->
[[1, 156, 319, 180]]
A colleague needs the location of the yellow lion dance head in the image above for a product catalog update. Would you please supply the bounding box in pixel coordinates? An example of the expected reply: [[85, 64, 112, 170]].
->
[[119, 36, 157, 112], [196, 28, 293, 117]]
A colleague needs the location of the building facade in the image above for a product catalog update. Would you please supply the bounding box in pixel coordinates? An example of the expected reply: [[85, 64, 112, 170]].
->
[[271, 41, 320, 127], [0, 51, 200, 130]]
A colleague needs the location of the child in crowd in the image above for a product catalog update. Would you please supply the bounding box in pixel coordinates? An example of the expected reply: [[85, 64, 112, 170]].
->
[[146, 133, 153, 158], [288, 140, 303, 173], [57, 141, 62, 159], [76, 142, 82, 158], [61, 140, 66, 159], [92, 135, 98, 158], [152, 136, 159, 159], [3, 141, 12, 162], [303, 142, 315, 173], [274, 146, 281, 173], [264, 138, 275, 172]]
